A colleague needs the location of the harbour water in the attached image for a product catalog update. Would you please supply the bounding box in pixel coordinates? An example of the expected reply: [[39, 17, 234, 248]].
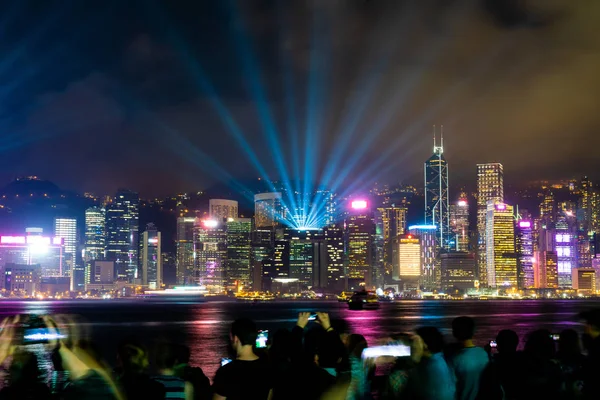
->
[[0, 299, 597, 379]]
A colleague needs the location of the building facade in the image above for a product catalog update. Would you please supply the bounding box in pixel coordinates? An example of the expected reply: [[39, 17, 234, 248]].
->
[[440, 252, 476, 292], [391, 234, 421, 288], [254, 192, 284, 228], [516, 220, 535, 289], [408, 225, 438, 289], [226, 218, 252, 289], [141, 223, 161, 289], [486, 202, 517, 288], [84, 207, 105, 286], [477, 163, 504, 284], [209, 199, 239, 221], [424, 132, 450, 250], [105, 189, 139, 282], [194, 219, 227, 291], [54, 217, 77, 280], [176, 217, 196, 285], [324, 223, 345, 290], [449, 193, 469, 252], [346, 200, 375, 290]]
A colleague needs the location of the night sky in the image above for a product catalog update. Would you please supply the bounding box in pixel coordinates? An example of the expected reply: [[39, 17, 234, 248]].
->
[[2, 0, 599, 197]]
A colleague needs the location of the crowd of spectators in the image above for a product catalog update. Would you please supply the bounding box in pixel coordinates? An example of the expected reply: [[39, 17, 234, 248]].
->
[[1, 308, 600, 399]]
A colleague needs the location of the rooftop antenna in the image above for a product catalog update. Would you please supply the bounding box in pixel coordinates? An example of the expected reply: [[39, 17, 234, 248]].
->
[[441, 125, 444, 149], [433, 125, 436, 149]]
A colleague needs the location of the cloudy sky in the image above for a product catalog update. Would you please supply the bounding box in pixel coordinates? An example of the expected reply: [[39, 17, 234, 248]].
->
[[1, 0, 599, 196]]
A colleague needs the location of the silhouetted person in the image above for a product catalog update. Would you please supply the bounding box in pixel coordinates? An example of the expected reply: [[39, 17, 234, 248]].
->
[[174, 344, 211, 400], [580, 309, 600, 399], [0, 349, 52, 400], [406, 327, 455, 400], [447, 316, 489, 400], [556, 329, 585, 398], [518, 329, 561, 400], [345, 334, 368, 400], [212, 318, 273, 400], [116, 338, 165, 400], [273, 312, 348, 400], [153, 342, 194, 400]]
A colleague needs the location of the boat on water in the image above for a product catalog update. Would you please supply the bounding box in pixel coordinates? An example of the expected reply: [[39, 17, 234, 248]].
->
[[337, 291, 354, 302], [348, 291, 380, 310], [235, 292, 276, 302], [142, 286, 208, 301]]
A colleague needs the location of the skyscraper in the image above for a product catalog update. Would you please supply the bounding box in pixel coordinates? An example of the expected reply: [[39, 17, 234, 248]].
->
[[579, 176, 593, 232], [449, 192, 469, 252], [486, 202, 517, 288], [254, 192, 284, 228], [54, 217, 78, 290], [391, 234, 421, 288], [176, 217, 196, 285], [477, 163, 504, 285], [346, 200, 375, 290], [377, 206, 407, 279], [440, 252, 476, 292], [539, 191, 556, 224], [194, 219, 227, 291], [226, 218, 252, 289], [324, 223, 345, 290], [54, 217, 77, 276], [408, 225, 438, 289], [284, 228, 325, 287], [209, 199, 239, 221], [555, 211, 577, 288], [424, 129, 450, 250], [84, 207, 105, 286], [141, 223, 161, 289], [516, 220, 534, 288], [105, 189, 139, 282]]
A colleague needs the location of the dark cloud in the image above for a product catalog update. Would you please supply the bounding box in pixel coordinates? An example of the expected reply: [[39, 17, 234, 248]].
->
[[0, 0, 597, 197]]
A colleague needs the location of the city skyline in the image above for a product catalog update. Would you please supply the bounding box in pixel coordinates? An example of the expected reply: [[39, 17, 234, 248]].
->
[[0, 1, 597, 197]]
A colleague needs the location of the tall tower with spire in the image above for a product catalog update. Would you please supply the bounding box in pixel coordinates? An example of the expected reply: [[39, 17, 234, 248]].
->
[[424, 126, 450, 252]]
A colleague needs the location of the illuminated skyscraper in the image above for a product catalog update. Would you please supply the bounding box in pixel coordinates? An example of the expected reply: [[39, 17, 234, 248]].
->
[[534, 250, 558, 289], [555, 211, 577, 288], [254, 192, 284, 228], [440, 252, 476, 292], [516, 220, 534, 288], [176, 217, 196, 285], [346, 200, 375, 290], [392, 234, 421, 288], [579, 176, 593, 232], [477, 163, 504, 285], [141, 223, 161, 289], [486, 202, 517, 288], [324, 223, 345, 290], [377, 206, 407, 279], [106, 189, 139, 282], [54, 217, 79, 290], [449, 192, 469, 252], [424, 128, 450, 250], [54, 217, 77, 276], [84, 207, 105, 285], [408, 225, 437, 289], [539, 191, 556, 224], [225, 218, 252, 289], [284, 228, 325, 287], [194, 219, 227, 291], [209, 199, 239, 220]]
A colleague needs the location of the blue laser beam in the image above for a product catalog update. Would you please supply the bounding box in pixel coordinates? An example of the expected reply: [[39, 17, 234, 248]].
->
[[226, 0, 300, 220]]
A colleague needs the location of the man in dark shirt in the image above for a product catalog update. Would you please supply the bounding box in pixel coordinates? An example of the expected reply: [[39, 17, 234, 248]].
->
[[212, 318, 272, 400]]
